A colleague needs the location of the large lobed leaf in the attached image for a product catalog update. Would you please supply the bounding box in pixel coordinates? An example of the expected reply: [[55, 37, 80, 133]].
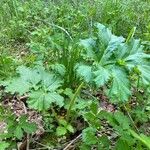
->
[[94, 66, 110, 87], [76, 64, 92, 83], [1, 66, 64, 111], [78, 23, 150, 102], [5, 78, 30, 95], [28, 91, 64, 111], [108, 68, 131, 102], [17, 65, 41, 86]]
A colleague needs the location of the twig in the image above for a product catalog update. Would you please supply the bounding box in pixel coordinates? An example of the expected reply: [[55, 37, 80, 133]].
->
[[50, 24, 73, 41], [29, 148, 48, 150], [26, 134, 30, 150], [22, 102, 30, 150], [82, 90, 97, 100], [63, 133, 82, 150], [19, 95, 29, 100], [16, 95, 29, 101], [36, 19, 73, 41], [33, 140, 51, 150]]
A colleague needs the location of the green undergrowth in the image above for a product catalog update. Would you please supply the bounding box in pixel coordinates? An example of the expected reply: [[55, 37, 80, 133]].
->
[[0, 0, 150, 150]]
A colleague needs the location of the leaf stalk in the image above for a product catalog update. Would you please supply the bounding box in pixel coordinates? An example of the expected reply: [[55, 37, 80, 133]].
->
[[66, 82, 84, 121]]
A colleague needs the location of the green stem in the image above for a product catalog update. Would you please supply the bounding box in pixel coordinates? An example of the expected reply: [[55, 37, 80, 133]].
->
[[51, 107, 59, 123], [124, 105, 140, 133], [66, 82, 84, 121], [137, 76, 140, 90], [126, 27, 136, 43], [36, 18, 73, 41]]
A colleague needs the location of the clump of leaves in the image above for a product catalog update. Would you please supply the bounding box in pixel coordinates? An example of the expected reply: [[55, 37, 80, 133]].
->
[[56, 119, 74, 136], [0, 141, 10, 150], [1, 66, 64, 111], [0, 113, 36, 149], [0, 55, 16, 79], [81, 102, 150, 149], [76, 23, 150, 102], [0, 115, 37, 140]]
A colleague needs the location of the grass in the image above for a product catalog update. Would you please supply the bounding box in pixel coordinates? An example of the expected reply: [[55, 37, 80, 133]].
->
[[1, 0, 149, 84]]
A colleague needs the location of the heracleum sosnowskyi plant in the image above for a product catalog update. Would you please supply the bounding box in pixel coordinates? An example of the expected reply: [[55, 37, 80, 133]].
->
[[27, 18, 81, 88], [1, 65, 64, 111], [76, 23, 150, 102]]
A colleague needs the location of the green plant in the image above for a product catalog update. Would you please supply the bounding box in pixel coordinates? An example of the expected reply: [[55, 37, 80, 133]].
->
[[0, 0, 150, 149], [1, 65, 64, 111], [56, 119, 74, 136], [76, 23, 150, 102], [0, 141, 10, 150], [129, 129, 150, 149], [66, 82, 84, 121], [81, 102, 150, 150], [0, 112, 36, 148], [0, 55, 16, 79]]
